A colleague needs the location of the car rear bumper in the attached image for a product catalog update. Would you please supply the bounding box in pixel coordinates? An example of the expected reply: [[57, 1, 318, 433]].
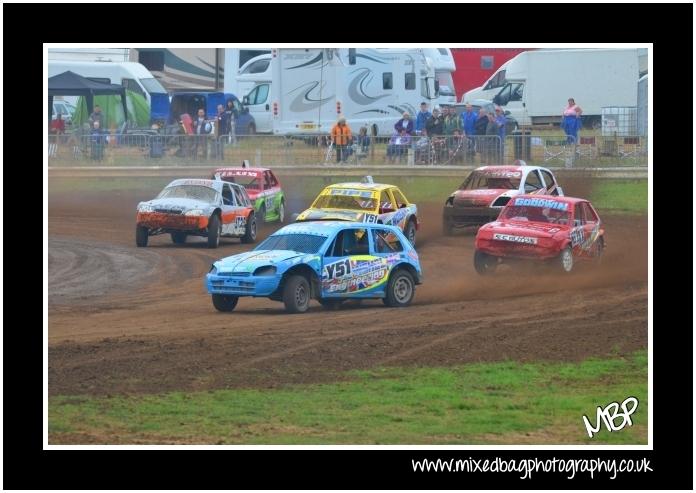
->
[[476, 239, 560, 260], [137, 212, 209, 231]]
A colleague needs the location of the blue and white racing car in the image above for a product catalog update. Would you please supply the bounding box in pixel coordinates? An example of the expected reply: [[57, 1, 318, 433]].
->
[[205, 221, 423, 313]]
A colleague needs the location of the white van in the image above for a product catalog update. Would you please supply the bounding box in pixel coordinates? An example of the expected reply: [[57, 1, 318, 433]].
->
[[47, 60, 167, 106]]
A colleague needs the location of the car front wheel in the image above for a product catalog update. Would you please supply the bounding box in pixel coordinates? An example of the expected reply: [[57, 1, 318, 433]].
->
[[171, 232, 187, 244], [136, 225, 149, 247], [241, 213, 257, 244], [283, 275, 310, 313], [474, 250, 497, 275], [207, 214, 221, 248], [559, 246, 574, 273], [212, 294, 238, 312]]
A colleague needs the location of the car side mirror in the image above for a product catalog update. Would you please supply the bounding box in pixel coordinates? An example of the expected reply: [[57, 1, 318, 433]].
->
[[242, 96, 249, 105], [504, 110, 511, 116]]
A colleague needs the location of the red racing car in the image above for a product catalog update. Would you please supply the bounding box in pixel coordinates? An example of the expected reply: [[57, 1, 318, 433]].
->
[[474, 195, 605, 274]]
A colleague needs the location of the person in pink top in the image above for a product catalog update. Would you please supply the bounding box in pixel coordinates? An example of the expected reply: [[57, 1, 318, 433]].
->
[[561, 97, 583, 143]]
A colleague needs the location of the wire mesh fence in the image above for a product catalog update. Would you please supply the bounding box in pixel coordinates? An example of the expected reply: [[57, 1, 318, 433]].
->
[[47, 132, 647, 167]]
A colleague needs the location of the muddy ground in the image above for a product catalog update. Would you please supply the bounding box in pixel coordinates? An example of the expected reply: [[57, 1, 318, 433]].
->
[[48, 183, 648, 396]]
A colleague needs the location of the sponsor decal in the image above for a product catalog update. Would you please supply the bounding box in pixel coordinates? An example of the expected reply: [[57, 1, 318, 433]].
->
[[322, 254, 398, 294], [482, 170, 522, 178], [493, 233, 538, 245], [469, 189, 500, 195], [387, 208, 408, 227], [363, 213, 378, 223], [513, 197, 569, 211], [223, 170, 259, 177], [570, 227, 585, 247], [329, 189, 375, 198]]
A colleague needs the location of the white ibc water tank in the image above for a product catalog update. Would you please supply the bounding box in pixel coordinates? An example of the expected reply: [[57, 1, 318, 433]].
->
[[601, 106, 637, 136]]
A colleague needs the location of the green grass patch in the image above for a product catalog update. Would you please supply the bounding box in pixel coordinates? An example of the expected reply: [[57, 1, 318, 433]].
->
[[589, 180, 648, 214], [50, 351, 647, 445]]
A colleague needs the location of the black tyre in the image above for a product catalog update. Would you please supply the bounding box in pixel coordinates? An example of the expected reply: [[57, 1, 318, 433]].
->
[[257, 204, 266, 224], [241, 212, 257, 244], [207, 214, 221, 249], [135, 225, 149, 247], [171, 232, 187, 245], [384, 270, 415, 307], [404, 219, 417, 246], [283, 275, 310, 313], [212, 294, 238, 312], [278, 200, 286, 223], [442, 218, 454, 236], [318, 298, 343, 310], [594, 237, 604, 266], [474, 250, 497, 275], [559, 246, 574, 273]]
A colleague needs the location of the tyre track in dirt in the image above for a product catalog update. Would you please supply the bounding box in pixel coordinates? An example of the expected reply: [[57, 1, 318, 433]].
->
[[48, 189, 648, 396]]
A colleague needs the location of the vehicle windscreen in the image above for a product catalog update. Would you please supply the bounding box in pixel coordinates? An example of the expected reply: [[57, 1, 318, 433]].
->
[[500, 205, 570, 224], [460, 171, 521, 190], [157, 185, 218, 202], [312, 190, 376, 211], [140, 77, 167, 94], [436, 71, 456, 97], [254, 234, 326, 254], [230, 174, 260, 190]]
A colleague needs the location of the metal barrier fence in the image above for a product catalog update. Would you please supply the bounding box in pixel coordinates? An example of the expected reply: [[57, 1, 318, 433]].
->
[[47, 132, 647, 167]]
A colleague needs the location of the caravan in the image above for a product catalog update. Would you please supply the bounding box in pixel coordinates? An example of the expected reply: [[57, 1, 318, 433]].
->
[[269, 48, 439, 136]]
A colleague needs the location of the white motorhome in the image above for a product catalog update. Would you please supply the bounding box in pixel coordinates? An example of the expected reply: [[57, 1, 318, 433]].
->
[[235, 55, 274, 134], [223, 48, 272, 95], [421, 48, 457, 105], [269, 48, 438, 136], [236, 54, 272, 97], [47, 60, 167, 106], [489, 49, 639, 127], [130, 48, 225, 91]]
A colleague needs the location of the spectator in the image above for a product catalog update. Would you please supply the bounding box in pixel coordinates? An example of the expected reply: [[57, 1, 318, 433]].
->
[[460, 103, 477, 162], [485, 111, 499, 163], [192, 108, 211, 160], [425, 108, 444, 136], [90, 121, 106, 161], [386, 130, 411, 163], [561, 97, 583, 145], [414, 128, 430, 164], [442, 106, 461, 136], [394, 111, 414, 135], [89, 105, 104, 128], [223, 98, 238, 146], [214, 104, 226, 160], [447, 129, 465, 164], [494, 106, 507, 162], [330, 115, 352, 163], [415, 102, 431, 134], [357, 126, 371, 153]]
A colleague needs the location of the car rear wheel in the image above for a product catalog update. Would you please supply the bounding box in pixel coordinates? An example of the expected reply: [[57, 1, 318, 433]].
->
[[258, 204, 266, 224], [283, 275, 310, 313], [559, 246, 574, 273], [171, 232, 187, 245], [404, 219, 417, 246], [241, 213, 257, 244], [207, 214, 221, 249], [384, 270, 415, 307], [135, 225, 149, 247], [278, 200, 286, 223], [212, 294, 238, 312], [594, 237, 604, 266], [474, 250, 497, 275]]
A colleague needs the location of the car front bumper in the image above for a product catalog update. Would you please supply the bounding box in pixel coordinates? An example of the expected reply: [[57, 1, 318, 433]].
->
[[137, 212, 209, 231], [206, 272, 281, 297]]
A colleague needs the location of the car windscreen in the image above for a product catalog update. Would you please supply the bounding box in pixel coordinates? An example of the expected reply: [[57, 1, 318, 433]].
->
[[312, 190, 376, 211], [157, 185, 218, 202], [254, 234, 327, 254], [500, 205, 570, 224], [460, 171, 521, 190], [140, 77, 167, 94], [229, 174, 260, 190]]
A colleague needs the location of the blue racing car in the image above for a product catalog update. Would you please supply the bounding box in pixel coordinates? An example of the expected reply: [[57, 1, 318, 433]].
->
[[206, 221, 423, 313]]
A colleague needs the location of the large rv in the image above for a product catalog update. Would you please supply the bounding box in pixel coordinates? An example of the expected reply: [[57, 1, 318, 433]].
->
[[129, 48, 225, 91], [268, 48, 438, 136], [421, 48, 457, 105]]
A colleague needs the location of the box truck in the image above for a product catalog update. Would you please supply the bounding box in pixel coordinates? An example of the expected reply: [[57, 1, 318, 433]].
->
[[488, 49, 639, 127], [268, 48, 439, 136]]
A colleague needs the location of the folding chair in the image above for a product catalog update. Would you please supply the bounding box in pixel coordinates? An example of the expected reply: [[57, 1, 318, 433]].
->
[[543, 139, 570, 163]]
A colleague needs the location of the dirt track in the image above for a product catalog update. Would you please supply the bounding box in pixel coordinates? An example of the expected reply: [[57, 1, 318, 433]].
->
[[48, 188, 648, 396]]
